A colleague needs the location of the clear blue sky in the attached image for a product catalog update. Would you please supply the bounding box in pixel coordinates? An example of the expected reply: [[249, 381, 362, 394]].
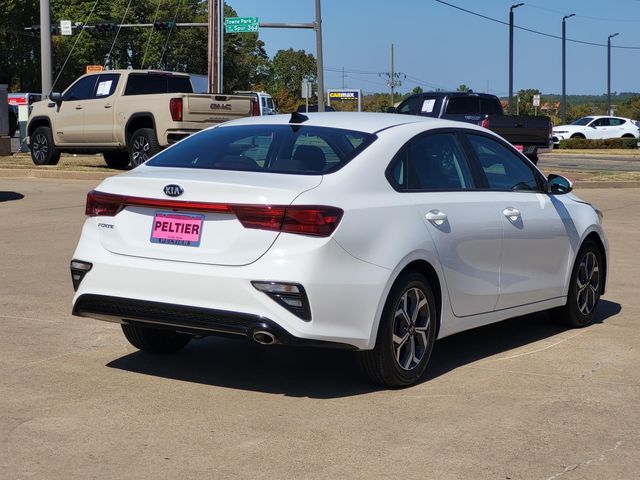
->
[[228, 0, 640, 96]]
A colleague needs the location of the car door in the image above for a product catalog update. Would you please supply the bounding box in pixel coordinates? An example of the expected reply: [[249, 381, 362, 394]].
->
[[387, 131, 502, 317], [54, 75, 98, 145], [83, 73, 120, 145], [464, 133, 572, 309], [589, 117, 611, 139]]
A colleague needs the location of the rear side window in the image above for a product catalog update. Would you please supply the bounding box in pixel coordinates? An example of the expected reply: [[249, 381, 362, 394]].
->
[[146, 125, 376, 174], [479, 98, 502, 115], [466, 134, 540, 191], [446, 97, 479, 114], [610, 118, 625, 126], [124, 74, 193, 95], [93, 73, 120, 98], [388, 132, 475, 191]]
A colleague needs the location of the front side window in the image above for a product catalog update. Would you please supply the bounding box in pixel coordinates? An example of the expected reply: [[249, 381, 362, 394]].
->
[[591, 118, 608, 127], [389, 132, 474, 191], [146, 125, 376, 174], [397, 95, 423, 115], [466, 134, 540, 191], [63, 76, 99, 101]]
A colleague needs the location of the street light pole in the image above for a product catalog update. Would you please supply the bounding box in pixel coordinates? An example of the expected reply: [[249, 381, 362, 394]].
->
[[561, 14, 575, 124], [607, 33, 619, 116], [508, 3, 524, 115], [40, 0, 53, 97], [315, 0, 325, 112]]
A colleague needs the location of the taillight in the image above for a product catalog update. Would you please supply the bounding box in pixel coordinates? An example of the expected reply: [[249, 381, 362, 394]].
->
[[169, 97, 183, 121], [480, 118, 490, 129], [86, 191, 123, 216], [251, 99, 260, 116], [233, 205, 343, 237], [85, 190, 343, 237]]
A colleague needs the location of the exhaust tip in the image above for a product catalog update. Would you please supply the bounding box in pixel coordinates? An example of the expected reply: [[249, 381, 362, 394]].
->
[[252, 330, 278, 345]]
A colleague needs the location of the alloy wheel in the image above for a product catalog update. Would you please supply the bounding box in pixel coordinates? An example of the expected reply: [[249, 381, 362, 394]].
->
[[392, 287, 431, 371], [576, 251, 600, 315], [131, 135, 150, 165], [32, 134, 48, 163]]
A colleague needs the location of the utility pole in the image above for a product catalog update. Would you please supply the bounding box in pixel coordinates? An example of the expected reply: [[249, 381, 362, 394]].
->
[[208, 0, 223, 93], [314, 0, 325, 111], [40, 0, 53, 97], [380, 44, 405, 108], [508, 3, 523, 115], [607, 33, 619, 116], [561, 14, 575, 124]]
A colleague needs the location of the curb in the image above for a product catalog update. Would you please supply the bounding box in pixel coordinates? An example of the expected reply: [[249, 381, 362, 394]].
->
[[0, 168, 115, 181]]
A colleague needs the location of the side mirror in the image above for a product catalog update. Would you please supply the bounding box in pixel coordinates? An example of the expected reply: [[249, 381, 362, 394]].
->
[[49, 92, 63, 104], [387, 106, 396, 113], [548, 174, 573, 194]]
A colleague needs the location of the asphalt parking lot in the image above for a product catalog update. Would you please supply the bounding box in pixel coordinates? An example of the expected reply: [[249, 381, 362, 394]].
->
[[1, 177, 639, 479]]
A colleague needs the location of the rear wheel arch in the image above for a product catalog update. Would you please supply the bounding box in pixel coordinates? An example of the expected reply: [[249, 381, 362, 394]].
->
[[125, 113, 157, 146], [371, 258, 443, 346], [621, 133, 635, 138]]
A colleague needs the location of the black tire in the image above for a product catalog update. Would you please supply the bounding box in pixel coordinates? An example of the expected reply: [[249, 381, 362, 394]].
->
[[128, 128, 161, 168], [551, 240, 603, 328], [357, 272, 437, 387], [527, 154, 539, 165], [121, 324, 191, 353], [570, 133, 585, 139], [30, 126, 61, 166], [8, 110, 18, 138], [103, 151, 131, 169]]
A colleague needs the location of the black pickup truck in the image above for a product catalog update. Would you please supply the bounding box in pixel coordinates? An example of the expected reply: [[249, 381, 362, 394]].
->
[[392, 91, 552, 164]]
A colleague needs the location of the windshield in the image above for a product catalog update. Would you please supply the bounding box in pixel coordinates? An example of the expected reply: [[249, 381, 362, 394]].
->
[[571, 117, 594, 126], [146, 124, 377, 174]]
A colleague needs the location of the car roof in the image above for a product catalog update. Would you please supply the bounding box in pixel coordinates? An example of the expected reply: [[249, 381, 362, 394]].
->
[[218, 112, 488, 135]]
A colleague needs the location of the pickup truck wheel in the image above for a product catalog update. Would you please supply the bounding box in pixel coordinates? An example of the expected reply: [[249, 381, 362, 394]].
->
[[527, 154, 539, 165], [121, 324, 191, 353], [103, 151, 130, 169], [128, 128, 161, 168], [30, 126, 60, 166]]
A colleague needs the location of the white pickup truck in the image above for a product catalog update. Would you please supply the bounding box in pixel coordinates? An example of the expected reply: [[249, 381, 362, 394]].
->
[[27, 70, 258, 168]]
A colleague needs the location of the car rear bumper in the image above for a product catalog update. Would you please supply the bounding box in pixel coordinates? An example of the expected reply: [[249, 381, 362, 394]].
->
[[71, 222, 391, 350], [73, 294, 356, 349]]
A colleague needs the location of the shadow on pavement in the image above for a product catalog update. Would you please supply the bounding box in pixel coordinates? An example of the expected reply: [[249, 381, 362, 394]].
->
[[107, 300, 621, 399], [0, 191, 24, 202]]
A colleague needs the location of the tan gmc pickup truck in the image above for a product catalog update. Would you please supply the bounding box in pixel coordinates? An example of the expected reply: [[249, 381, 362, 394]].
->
[[27, 70, 258, 169]]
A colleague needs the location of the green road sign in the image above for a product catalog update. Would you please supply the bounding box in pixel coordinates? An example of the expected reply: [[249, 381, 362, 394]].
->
[[224, 17, 259, 33]]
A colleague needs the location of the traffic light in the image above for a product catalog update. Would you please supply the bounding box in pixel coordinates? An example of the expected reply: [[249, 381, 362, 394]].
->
[[93, 22, 118, 34], [153, 21, 175, 31]]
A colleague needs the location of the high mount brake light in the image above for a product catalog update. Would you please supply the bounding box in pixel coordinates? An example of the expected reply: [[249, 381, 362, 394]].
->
[[85, 191, 343, 237]]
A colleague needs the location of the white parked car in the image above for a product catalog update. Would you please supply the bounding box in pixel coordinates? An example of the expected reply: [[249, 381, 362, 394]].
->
[[553, 115, 640, 145], [71, 113, 608, 387]]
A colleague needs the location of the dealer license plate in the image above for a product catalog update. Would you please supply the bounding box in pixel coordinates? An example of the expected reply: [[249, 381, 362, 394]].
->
[[150, 212, 204, 247]]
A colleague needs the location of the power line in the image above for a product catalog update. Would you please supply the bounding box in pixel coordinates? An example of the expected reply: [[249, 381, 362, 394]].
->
[[434, 0, 640, 50]]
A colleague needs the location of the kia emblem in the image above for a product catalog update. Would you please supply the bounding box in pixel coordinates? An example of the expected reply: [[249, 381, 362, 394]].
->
[[163, 184, 184, 197]]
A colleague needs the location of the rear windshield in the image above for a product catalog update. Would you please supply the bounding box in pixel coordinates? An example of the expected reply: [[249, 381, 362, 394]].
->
[[146, 124, 377, 174], [124, 74, 193, 95]]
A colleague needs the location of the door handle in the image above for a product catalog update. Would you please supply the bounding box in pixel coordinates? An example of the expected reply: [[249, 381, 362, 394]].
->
[[75, 105, 83, 110], [425, 210, 448, 226], [502, 207, 521, 222], [104, 104, 113, 109]]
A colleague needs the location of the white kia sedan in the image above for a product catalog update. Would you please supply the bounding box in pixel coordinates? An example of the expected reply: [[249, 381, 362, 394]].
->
[[552, 115, 640, 145], [71, 113, 608, 387]]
